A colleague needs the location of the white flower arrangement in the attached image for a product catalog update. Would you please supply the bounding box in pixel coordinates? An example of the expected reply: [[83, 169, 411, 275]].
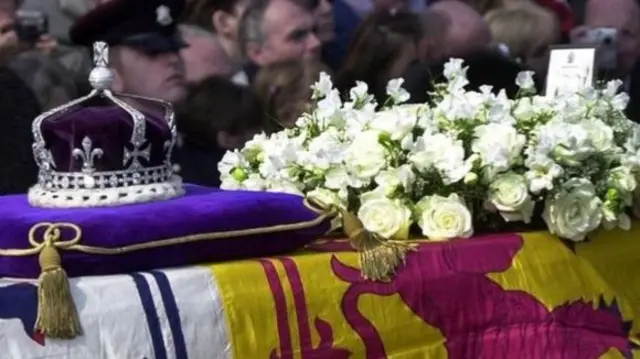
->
[[219, 58, 638, 244]]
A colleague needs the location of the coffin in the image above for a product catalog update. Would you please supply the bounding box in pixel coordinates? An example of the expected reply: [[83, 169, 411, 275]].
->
[[1, 226, 640, 359]]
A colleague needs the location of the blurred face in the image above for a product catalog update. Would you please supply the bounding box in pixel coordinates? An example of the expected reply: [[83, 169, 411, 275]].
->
[[0, 0, 16, 26], [214, 0, 249, 42], [249, 0, 321, 66], [181, 35, 233, 83], [112, 47, 187, 104], [585, 0, 640, 76]]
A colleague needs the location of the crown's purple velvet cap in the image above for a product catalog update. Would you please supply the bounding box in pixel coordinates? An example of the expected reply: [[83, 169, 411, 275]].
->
[[0, 185, 331, 278], [40, 106, 170, 172], [69, 0, 187, 54]]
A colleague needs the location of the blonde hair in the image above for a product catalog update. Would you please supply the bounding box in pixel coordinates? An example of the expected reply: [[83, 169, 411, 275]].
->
[[485, 2, 560, 60], [254, 59, 330, 130]]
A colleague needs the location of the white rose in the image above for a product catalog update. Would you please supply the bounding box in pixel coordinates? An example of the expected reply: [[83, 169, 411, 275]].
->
[[345, 130, 387, 179], [307, 187, 343, 208], [357, 197, 412, 240], [542, 179, 603, 242], [416, 194, 473, 241], [485, 173, 534, 223]]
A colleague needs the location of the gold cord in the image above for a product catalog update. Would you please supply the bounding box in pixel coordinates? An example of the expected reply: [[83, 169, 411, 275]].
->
[[0, 197, 336, 257]]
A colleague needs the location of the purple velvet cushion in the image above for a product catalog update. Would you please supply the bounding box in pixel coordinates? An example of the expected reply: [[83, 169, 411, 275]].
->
[[0, 184, 330, 278]]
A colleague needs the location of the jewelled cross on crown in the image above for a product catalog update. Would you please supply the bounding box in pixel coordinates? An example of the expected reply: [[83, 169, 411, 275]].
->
[[89, 41, 115, 91]]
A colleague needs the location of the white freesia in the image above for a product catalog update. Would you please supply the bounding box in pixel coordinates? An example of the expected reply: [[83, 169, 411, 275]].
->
[[582, 119, 614, 152], [486, 173, 534, 223], [542, 179, 603, 242], [219, 58, 637, 244], [525, 157, 564, 194], [609, 166, 637, 195], [370, 107, 417, 140], [375, 165, 415, 196], [312, 72, 333, 99], [416, 194, 473, 240], [357, 195, 412, 240], [410, 133, 471, 184], [242, 174, 268, 191], [515, 71, 536, 90], [345, 130, 387, 179], [386, 78, 410, 104], [472, 123, 526, 178]]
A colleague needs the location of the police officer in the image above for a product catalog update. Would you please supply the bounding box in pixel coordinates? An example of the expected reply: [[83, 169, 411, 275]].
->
[[69, 0, 188, 104]]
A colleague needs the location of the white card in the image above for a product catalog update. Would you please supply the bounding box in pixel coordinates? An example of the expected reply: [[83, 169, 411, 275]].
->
[[545, 46, 596, 97]]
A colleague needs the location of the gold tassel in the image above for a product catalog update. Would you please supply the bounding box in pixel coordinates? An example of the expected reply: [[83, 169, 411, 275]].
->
[[35, 241, 81, 339], [340, 209, 413, 281]]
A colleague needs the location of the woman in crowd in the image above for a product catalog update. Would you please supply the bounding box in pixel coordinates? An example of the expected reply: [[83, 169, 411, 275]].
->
[[485, 2, 561, 78], [254, 59, 330, 130], [175, 76, 265, 187], [334, 11, 422, 105]]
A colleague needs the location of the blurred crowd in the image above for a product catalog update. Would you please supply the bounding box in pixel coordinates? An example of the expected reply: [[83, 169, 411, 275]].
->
[[1, 0, 639, 193]]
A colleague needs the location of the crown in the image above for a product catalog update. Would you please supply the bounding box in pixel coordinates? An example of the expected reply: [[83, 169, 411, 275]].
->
[[28, 42, 184, 208]]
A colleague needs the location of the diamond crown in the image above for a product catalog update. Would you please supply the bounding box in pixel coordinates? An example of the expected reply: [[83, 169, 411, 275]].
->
[[29, 41, 183, 208]]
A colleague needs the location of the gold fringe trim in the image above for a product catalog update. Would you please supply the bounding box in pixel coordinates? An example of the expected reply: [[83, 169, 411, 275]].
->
[[31, 223, 82, 338], [340, 209, 415, 281], [0, 198, 335, 257], [304, 196, 415, 281], [0, 198, 337, 339]]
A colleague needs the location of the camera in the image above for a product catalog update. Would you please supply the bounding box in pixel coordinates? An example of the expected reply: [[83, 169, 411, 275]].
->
[[14, 10, 48, 43]]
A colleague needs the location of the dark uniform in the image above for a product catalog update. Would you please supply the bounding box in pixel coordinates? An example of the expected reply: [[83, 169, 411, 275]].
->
[[70, 0, 232, 188], [0, 66, 40, 194], [69, 0, 188, 54]]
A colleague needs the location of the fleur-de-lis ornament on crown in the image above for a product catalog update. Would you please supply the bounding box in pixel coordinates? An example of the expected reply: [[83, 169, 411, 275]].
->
[[72, 137, 104, 174], [28, 41, 183, 209]]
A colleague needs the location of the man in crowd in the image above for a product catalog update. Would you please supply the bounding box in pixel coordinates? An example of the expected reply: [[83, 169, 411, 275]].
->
[[576, 0, 640, 121], [239, 0, 321, 83], [403, 0, 536, 103], [1, 0, 88, 110], [425, 0, 493, 63], [69, 0, 188, 105], [179, 24, 234, 83], [182, 0, 249, 84]]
